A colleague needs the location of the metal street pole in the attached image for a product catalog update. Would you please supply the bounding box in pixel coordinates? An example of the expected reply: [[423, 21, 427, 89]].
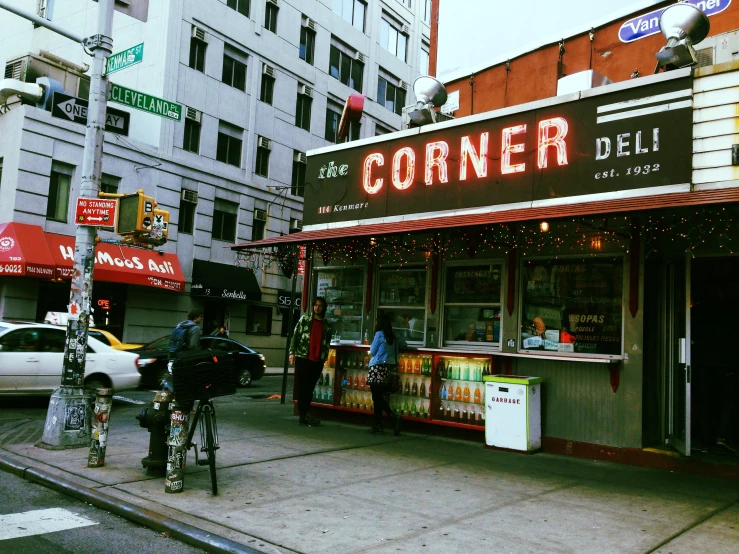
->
[[281, 249, 299, 404], [40, 0, 115, 448], [0, 0, 86, 43]]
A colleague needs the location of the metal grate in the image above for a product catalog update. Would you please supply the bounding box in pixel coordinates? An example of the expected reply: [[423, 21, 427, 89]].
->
[[4, 60, 23, 80], [696, 47, 714, 68]]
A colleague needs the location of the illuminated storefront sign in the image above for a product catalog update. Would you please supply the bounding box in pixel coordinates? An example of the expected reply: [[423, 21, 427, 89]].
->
[[618, 0, 731, 43], [304, 74, 693, 227]]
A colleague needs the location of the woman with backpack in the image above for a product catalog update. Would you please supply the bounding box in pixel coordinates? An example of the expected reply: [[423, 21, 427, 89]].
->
[[367, 315, 406, 435]]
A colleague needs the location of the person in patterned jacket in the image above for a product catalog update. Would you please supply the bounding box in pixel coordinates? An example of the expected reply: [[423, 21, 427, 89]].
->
[[289, 296, 333, 426]]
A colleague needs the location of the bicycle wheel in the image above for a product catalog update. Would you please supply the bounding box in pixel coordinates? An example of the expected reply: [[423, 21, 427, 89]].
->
[[202, 406, 218, 495]]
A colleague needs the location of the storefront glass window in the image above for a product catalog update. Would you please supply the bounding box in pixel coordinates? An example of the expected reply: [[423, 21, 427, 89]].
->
[[520, 256, 623, 356], [377, 267, 427, 343], [315, 267, 365, 342], [443, 264, 502, 346]]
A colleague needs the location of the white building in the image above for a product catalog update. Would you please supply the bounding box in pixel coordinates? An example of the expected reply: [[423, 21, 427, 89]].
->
[[0, 0, 431, 363]]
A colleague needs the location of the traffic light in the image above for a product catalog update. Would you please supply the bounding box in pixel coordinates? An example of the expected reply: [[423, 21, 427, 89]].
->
[[116, 189, 169, 246]]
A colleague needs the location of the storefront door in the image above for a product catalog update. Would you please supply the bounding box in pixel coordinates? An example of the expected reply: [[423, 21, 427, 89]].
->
[[665, 254, 691, 456]]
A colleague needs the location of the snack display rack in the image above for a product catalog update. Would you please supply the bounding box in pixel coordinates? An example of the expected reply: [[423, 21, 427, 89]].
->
[[302, 346, 501, 430]]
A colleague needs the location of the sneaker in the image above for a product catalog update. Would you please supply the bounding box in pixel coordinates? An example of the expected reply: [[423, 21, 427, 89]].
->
[[299, 416, 321, 427], [368, 425, 383, 434], [393, 415, 402, 436]]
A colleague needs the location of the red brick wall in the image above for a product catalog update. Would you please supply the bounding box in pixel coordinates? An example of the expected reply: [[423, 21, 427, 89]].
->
[[437, 0, 739, 115]]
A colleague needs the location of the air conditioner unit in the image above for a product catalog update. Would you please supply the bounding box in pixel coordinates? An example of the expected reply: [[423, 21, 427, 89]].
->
[[294, 151, 307, 164], [306, 18, 316, 31], [694, 30, 739, 66], [258, 136, 272, 150], [263, 64, 275, 78], [298, 84, 313, 97], [192, 26, 207, 42], [185, 107, 201, 123], [254, 209, 268, 221], [355, 51, 366, 63], [3, 53, 90, 100], [290, 218, 303, 231], [398, 80, 408, 91], [181, 189, 198, 203]]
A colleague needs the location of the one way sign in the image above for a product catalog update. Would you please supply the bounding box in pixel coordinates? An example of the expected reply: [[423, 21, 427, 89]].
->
[[51, 92, 130, 136]]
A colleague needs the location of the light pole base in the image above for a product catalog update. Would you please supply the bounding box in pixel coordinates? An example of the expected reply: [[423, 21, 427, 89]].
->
[[38, 386, 92, 449]]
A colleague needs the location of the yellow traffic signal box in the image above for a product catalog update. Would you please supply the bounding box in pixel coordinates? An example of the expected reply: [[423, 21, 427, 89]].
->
[[115, 189, 169, 245]]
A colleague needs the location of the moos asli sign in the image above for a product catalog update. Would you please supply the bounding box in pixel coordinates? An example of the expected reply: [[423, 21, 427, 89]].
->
[[618, 0, 731, 43]]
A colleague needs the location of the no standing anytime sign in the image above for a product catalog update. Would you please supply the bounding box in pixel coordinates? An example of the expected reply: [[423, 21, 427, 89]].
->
[[75, 198, 117, 227]]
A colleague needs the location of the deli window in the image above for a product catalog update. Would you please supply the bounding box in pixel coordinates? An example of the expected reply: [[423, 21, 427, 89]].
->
[[376, 265, 427, 344], [315, 266, 366, 342], [520, 256, 624, 356], [443, 263, 503, 347]]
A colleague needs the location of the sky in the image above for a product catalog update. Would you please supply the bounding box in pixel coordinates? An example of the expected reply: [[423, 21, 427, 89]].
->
[[436, 0, 662, 78]]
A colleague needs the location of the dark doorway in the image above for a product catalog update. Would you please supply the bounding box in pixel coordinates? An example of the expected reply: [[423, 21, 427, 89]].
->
[[203, 300, 226, 336]]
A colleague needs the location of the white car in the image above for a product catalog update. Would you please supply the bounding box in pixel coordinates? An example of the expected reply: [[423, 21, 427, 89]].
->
[[0, 323, 141, 395]]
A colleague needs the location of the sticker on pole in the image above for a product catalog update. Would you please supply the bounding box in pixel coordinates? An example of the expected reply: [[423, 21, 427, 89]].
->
[[68, 301, 81, 321], [75, 198, 117, 227]]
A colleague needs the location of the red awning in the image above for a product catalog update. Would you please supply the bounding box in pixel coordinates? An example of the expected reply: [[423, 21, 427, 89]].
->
[[46, 233, 185, 292], [232, 188, 739, 250], [0, 222, 56, 278]]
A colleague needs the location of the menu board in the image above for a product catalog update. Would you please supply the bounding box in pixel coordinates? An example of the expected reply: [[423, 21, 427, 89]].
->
[[378, 268, 427, 306], [445, 265, 502, 303], [520, 257, 623, 356]]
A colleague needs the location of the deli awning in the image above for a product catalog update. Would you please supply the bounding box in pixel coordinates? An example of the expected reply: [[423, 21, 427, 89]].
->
[[46, 233, 185, 292], [0, 222, 56, 278], [191, 259, 261, 301]]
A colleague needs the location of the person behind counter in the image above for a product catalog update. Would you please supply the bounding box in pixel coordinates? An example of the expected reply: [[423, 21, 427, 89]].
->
[[367, 315, 407, 435], [455, 323, 478, 341], [289, 296, 333, 427]]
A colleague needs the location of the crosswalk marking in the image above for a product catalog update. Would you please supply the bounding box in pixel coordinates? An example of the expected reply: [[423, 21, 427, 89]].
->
[[0, 508, 98, 540]]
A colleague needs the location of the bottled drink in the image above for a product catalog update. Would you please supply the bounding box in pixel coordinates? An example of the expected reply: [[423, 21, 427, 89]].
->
[[440, 360, 447, 379], [414, 357, 421, 374], [318, 373, 324, 386], [427, 379, 432, 398], [473, 385, 481, 404], [452, 406, 460, 422], [444, 403, 452, 420], [326, 373, 331, 387], [354, 375, 360, 389], [364, 355, 369, 369], [419, 380, 426, 398], [404, 378, 411, 396], [441, 384, 447, 400], [461, 406, 468, 423], [419, 402, 427, 418], [463, 385, 470, 402], [363, 330, 369, 344], [462, 361, 469, 381], [402, 400, 409, 416], [328, 389, 333, 402], [447, 382, 454, 399], [453, 362, 460, 380], [412, 379, 418, 396], [455, 384, 462, 401], [360, 374, 366, 391], [398, 355, 405, 373]]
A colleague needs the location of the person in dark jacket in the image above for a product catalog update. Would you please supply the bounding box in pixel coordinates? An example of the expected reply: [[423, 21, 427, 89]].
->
[[169, 309, 203, 359], [289, 297, 332, 427], [367, 315, 406, 435]]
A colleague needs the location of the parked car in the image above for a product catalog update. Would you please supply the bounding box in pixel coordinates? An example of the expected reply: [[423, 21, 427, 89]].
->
[[0, 323, 141, 395], [87, 328, 143, 351], [132, 335, 266, 390]]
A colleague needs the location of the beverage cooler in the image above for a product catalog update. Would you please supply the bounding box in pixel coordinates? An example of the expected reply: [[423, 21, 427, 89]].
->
[[304, 346, 501, 430]]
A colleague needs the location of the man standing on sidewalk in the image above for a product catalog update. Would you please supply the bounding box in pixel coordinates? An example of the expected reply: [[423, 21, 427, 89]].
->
[[289, 297, 332, 427]]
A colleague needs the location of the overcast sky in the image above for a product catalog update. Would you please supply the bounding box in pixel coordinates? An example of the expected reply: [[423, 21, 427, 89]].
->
[[436, 0, 662, 77]]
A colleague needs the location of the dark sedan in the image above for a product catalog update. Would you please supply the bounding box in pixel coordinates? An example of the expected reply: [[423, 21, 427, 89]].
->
[[132, 335, 266, 390]]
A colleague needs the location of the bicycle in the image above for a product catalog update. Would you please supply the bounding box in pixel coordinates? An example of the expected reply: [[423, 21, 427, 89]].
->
[[185, 397, 220, 495]]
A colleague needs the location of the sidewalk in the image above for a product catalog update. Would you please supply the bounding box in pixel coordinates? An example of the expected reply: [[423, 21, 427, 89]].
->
[[2, 393, 739, 554]]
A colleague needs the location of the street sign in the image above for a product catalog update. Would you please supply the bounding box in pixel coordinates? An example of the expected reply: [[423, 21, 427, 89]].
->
[[75, 198, 118, 227], [108, 83, 182, 121], [106, 42, 144, 74], [51, 92, 130, 136], [93, 0, 150, 22]]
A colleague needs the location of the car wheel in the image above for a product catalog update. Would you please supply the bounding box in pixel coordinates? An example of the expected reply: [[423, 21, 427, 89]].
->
[[84, 377, 109, 396], [238, 368, 252, 387]]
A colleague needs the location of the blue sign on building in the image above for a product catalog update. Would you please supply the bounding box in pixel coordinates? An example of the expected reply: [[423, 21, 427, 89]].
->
[[618, 0, 731, 43]]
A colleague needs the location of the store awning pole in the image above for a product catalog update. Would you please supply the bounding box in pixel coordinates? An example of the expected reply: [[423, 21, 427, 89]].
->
[[281, 249, 299, 404]]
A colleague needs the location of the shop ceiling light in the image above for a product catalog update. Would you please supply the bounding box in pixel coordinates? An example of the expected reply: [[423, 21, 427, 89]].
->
[[539, 221, 550, 233], [655, 2, 710, 69]]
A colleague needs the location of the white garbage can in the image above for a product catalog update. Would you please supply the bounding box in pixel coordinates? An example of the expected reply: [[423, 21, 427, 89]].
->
[[484, 375, 542, 452]]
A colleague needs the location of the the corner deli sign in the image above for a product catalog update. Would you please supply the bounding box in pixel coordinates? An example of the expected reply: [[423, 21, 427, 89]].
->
[[304, 75, 694, 227], [618, 0, 731, 43]]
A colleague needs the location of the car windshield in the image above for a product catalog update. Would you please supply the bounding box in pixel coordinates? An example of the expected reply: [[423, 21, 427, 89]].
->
[[146, 336, 171, 350]]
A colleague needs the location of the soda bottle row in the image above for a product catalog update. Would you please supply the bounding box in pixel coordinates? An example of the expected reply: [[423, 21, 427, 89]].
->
[[391, 398, 431, 419], [341, 352, 370, 370], [342, 371, 368, 391], [438, 358, 491, 382], [340, 391, 373, 411], [398, 354, 433, 375], [317, 370, 333, 387], [439, 381, 483, 404], [439, 402, 485, 425], [399, 376, 432, 398], [313, 386, 333, 404]]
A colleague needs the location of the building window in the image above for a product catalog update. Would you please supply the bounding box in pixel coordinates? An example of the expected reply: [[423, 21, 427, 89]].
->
[[423, 0, 431, 24], [331, 0, 365, 32], [375, 124, 391, 136], [100, 174, 119, 194], [264, 1, 278, 33], [443, 263, 502, 346], [37, 0, 54, 20], [252, 209, 266, 241], [291, 152, 306, 197], [222, 53, 247, 91], [246, 305, 272, 335], [227, 0, 249, 17], [325, 108, 359, 143], [295, 90, 312, 132], [183, 115, 201, 153], [377, 266, 427, 343], [299, 25, 315, 65], [46, 163, 72, 222], [399, 0, 411, 8], [378, 75, 406, 116], [380, 18, 408, 62], [189, 36, 206, 73], [260, 66, 275, 104], [212, 198, 238, 242], [329, 43, 363, 92], [216, 121, 243, 167], [255, 140, 271, 177], [179, 194, 196, 235], [420, 46, 430, 76]]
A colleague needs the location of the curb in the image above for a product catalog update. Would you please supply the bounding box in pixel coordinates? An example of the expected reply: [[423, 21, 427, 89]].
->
[[0, 454, 263, 554]]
